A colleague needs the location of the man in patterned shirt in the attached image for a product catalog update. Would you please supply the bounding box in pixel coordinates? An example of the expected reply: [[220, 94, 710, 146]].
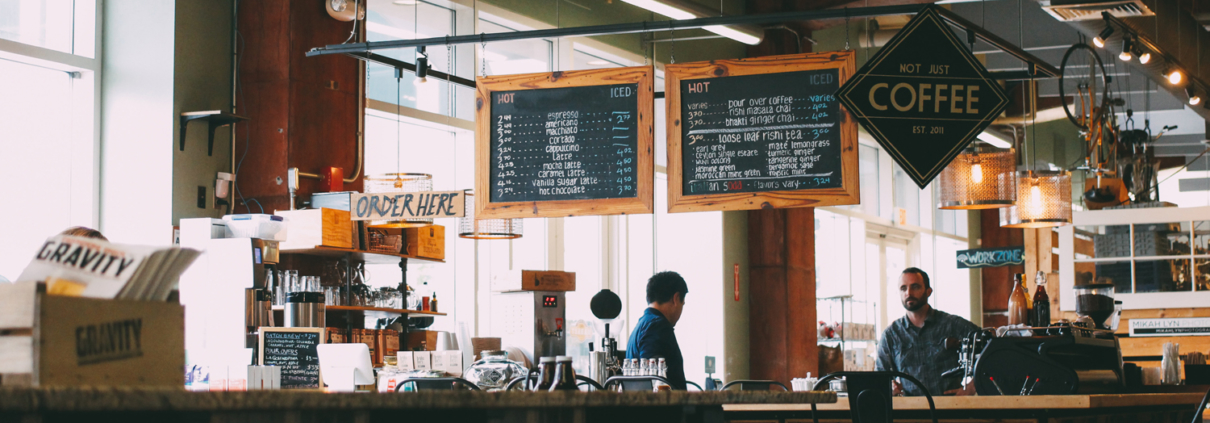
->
[[876, 267, 980, 396]]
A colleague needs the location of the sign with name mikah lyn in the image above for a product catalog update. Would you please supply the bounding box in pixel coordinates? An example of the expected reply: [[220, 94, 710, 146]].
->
[[956, 246, 1024, 269], [1130, 318, 1210, 337], [836, 5, 1009, 189], [350, 191, 465, 221]]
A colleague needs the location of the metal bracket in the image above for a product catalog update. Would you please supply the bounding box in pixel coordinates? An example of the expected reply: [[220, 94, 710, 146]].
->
[[180, 111, 248, 156]]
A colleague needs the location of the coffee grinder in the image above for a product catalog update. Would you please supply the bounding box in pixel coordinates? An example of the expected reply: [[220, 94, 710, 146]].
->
[[588, 289, 624, 384]]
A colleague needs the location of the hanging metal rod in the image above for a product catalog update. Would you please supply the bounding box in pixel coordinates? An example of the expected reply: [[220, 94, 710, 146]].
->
[[306, 4, 926, 57]]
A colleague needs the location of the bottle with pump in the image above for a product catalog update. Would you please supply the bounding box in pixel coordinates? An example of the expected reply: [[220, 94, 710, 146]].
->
[[1008, 273, 1030, 326]]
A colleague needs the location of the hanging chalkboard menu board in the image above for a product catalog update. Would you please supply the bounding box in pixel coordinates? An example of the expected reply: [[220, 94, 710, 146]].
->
[[259, 327, 324, 389], [476, 66, 654, 219], [666, 52, 860, 213]]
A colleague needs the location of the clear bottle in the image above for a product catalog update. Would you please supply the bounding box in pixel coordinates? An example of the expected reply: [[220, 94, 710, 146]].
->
[[550, 356, 578, 391], [1008, 273, 1030, 326], [535, 357, 557, 391], [658, 358, 667, 378]]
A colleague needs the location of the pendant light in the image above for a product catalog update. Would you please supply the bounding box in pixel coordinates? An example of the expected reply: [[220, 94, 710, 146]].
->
[[1000, 170, 1072, 228], [938, 145, 1017, 210], [458, 190, 522, 239], [1000, 78, 1071, 228]]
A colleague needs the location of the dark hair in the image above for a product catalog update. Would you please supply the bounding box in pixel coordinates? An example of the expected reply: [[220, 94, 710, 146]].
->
[[61, 226, 107, 241], [902, 267, 930, 289], [647, 271, 688, 304]]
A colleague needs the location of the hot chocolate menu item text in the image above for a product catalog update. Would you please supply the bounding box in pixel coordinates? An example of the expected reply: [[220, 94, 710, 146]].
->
[[489, 84, 640, 203]]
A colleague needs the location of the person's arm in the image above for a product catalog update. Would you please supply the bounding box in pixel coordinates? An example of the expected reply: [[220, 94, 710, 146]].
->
[[876, 330, 903, 395]]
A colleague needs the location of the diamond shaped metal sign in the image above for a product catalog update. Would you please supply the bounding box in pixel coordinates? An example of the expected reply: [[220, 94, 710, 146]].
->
[[836, 5, 1009, 189]]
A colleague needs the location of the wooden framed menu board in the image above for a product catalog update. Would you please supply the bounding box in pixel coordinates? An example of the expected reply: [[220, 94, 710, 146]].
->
[[666, 52, 859, 213], [475, 66, 654, 219]]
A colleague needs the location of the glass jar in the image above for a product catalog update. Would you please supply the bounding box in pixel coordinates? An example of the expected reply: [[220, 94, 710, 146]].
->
[[463, 350, 528, 391], [1074, 283, 1115, 329]]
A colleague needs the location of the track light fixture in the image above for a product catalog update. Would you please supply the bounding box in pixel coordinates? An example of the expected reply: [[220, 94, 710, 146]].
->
[[1119, 37, 1132, 62], [1093, 25, 1113, 48], [1167, 68, 1183, 85], [415, 46, 429, 84], [1138, 50, 1151, 64], [1189, 87, 1203, 106]]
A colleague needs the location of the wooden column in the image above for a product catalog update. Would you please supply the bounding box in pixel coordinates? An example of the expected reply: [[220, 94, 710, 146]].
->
[[979, 209, 1024, 328], [748, 208, 817, 384], [236, 0, 363, 213]]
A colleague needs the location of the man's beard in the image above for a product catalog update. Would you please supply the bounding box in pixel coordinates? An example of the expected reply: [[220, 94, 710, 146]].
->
[[902, 296, 926, 311]]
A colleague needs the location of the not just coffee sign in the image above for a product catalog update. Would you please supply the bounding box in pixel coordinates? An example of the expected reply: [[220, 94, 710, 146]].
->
[[837, 5, 1009, 188]]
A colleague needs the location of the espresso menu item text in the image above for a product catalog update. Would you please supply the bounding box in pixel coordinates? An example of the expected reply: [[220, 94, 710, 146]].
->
[[490, 84, 640, 203], [679, 69, 843, 195]]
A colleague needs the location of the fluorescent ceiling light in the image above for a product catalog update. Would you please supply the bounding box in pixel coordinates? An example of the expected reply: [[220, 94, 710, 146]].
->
[[620, 0, 762, 45], [621, 0, 695, 19], [978, 131, 1012, 149], [703, 25, 762, 45]]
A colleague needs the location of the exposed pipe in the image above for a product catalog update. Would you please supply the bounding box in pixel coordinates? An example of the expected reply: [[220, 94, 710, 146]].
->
[[766, 25, 803, 54], [344, 19, 366, 185]]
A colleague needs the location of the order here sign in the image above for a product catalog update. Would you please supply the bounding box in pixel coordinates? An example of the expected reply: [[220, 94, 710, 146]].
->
[[351, 191, 466, 221]]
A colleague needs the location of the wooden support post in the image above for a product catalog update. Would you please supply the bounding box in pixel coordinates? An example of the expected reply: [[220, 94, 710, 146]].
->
[[748, 208, 817, 385]]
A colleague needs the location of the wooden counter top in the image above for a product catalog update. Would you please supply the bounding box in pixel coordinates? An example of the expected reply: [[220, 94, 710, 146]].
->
[[724, 393, 1204, 412], [0, 387, 835, 412]]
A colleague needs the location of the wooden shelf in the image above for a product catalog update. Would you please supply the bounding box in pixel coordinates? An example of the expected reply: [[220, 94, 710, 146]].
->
[[279, 246, 445, 264]]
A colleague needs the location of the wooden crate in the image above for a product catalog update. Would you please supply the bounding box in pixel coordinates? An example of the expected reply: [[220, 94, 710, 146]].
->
[[0, 283, 184, 387], [404, 225, 445, 260], [275, 208, 354, 250]]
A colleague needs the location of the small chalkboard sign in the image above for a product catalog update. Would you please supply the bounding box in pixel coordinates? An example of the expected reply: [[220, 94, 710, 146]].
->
[[666, 52, 860, 213], [476, 66, 654, 219], [259, 327, 324, 389]]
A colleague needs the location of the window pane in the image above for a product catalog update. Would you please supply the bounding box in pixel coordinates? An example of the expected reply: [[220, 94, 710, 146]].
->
[[851, 144, 879, 216], [0, 59, 75, 279], [1075, 225, 1130, 259], [1133, 222, 1191, 257], [0, 0, 75, 54], [1134, 259, 1192, 293], [479, 18, 551, 75], [366, 2, 457, 114], [892, 164, 919, 226], [1195, 221, 1210, 255], [1075, 261, 1132, 293], [815, 210, 851, 298], [1195, 258, 1210, 291]]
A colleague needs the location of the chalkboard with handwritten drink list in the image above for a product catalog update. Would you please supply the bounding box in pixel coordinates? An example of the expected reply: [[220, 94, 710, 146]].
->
[[259, 328, 324, 389], [476, 67, 654, 219], [666, 52, 859, 213]]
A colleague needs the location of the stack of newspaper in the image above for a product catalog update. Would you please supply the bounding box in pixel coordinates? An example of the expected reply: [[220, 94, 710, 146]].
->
[[12, 235, 200, 300]]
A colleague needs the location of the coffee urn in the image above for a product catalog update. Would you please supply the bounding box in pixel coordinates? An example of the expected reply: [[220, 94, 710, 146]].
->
[[588, 289, 624, 384]]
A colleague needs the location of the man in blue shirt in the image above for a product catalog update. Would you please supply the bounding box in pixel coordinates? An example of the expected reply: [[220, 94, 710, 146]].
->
[[626, 271, 688, 390]]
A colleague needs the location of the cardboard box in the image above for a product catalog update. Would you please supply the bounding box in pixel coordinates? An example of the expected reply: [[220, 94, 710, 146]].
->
[[405, 330, 440, 351], [397, 351, 415, 371], [412, 351, 431, 371], [275, 208, 354, 250], [492, 270, 577, 292], [404, 225, 445, 260], [0, 286, 184, 387], [382, 329, 399, 361], [439, 351, 464, 377], [430, 350, 446, 373]]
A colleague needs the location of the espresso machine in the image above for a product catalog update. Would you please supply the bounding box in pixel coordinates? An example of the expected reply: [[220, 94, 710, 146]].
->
[[179, 218, 278, 363], [589, 289, 624, 384], [946, 327, 1125, 395], [490, 290, 567, 364]]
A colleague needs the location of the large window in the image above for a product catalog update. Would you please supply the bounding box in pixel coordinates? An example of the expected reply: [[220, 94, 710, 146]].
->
[[0, 0, 97, 281]]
